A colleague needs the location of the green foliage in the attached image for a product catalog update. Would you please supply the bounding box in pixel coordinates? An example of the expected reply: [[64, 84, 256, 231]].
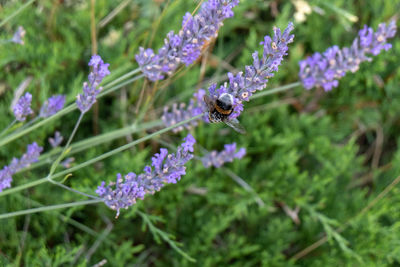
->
[[1, 0, 400, 266]]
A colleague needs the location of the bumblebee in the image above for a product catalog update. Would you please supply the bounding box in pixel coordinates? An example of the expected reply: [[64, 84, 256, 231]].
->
[[204, 93, 246, 134]]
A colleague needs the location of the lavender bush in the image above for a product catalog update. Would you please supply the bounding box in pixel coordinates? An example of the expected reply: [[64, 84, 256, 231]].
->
[[0, 0, 399, 266], [299, 21, 397, 91]]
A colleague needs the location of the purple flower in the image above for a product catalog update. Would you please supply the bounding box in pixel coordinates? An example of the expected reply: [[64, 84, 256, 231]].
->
[[135, 0, 239, 81], [207, 22, 294, 119], [96, 134, 196, 217], [76, 55, 110, 113], [162, 89, 209, 133], [299, 20, 397, 91], [0, 142, 43, 192], [13, 92, 33, 122], [48, 131, 63, 148], [40, 95, 66, 118], [162, 22, 294, 128], [201, 143, 246, 168], [11, 26, 26, 45], [61, 157, 75, 168]]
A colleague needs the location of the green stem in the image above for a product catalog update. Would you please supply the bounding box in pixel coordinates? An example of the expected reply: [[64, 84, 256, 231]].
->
[[0, 199, 101, 220], [0, 119, 16, 138], [0, 73, 144, 148], [26, 120, 163, 172], [0, 113, 205, 197], [101, 68, 142, 90], [0, 0, 36, 28], [250, 82, 301, 100], [45, 113, 99, 199]]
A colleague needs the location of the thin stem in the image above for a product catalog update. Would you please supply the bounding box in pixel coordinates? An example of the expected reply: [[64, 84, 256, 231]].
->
[[0, 113, 205, 197], [17, 116, 39, 132], [99, 73, 144, 97], [0, 199, 101, 220], [0, 0, 36, 28], [45, 113, 98, 199], [0, 119, 17, 138], [250, 82, 301, 100], [0, 73, 144, 148], [48, 112, 83, 177], [25, 120, 163, 172]]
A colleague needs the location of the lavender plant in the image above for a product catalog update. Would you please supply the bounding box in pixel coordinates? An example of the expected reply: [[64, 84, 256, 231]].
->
[[40, 95, 66, 118], [13, 92, 33, 122], [299, 21, 397, 91], [96, 134, 196, 217], [0, 142, 43, 192], [10, 26, 26, 45], [135, 0, 239, 81], [162, 22, 294, 129], [76, 55, 110, 113], [201, 142, 246, 168], [162, 89, 209, 132], [48, 131, 63, 148]]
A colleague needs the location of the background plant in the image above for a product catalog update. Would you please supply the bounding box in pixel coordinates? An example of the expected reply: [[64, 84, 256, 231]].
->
[[0, 0, 400, 266]]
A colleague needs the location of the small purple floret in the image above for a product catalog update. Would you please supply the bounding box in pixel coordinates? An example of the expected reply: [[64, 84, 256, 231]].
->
[[11, 26, 26, 45], [135, 0, 239, 81], [40, 95, 66, 118], [201, 143, 246, 168], [96, 134, 196, 217], [0, 142, 43, 192], [13, 92, 33, 122], [76, 54, 110, 113], [48, 131, 63, 148], [299, 20, 397, 91]]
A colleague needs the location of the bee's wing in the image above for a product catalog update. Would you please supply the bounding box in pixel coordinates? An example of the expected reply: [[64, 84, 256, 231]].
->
[[203, 95, 214, 111], [225, 118, 246, 134]]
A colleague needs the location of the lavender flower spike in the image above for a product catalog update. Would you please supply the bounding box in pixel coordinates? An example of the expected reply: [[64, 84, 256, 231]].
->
[[76, 55, 110, 113], [49, 131, 63, 148], [13, 92, 33, 121], [162, 89, 209, 133], [40, 95, 66, 118], [208, 22, 294, 119], [0, 142, 43, 192], [299, 20, 397, 91], [202, 143, 246, 168], [135, 0, 239, 81], [11, 26, 26, 45], [96, 134, 196, 217]]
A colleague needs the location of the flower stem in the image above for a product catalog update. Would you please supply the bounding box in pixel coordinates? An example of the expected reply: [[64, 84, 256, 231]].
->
[[0, 113, 205, 197], [0, 0, 36, 28], [0, 119, 16, 138], [25, 119, 163, 172], [0, 199, 101, 220], [45, 113, 98, 199], [250, 82, 301, 100]]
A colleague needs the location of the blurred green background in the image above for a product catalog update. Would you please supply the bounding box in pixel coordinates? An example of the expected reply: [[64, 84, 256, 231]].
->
[[1, 0, 400, 266]]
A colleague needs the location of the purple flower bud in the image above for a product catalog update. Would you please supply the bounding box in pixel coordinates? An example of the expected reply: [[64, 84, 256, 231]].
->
[[11, 26, 26, 45], [61, 157, 75, 168], [162, 89, 209, 133], [40, 95, 66, 118], [0, 142, 43, 192], [48, 131, 63, 148], [13, 92, 33, 122], [135, 0, 239, 81], [201, 143, 246, 168], [76, 55, 110, 113], [299, 20, 397, 91], [96, 134, 196, 217]]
